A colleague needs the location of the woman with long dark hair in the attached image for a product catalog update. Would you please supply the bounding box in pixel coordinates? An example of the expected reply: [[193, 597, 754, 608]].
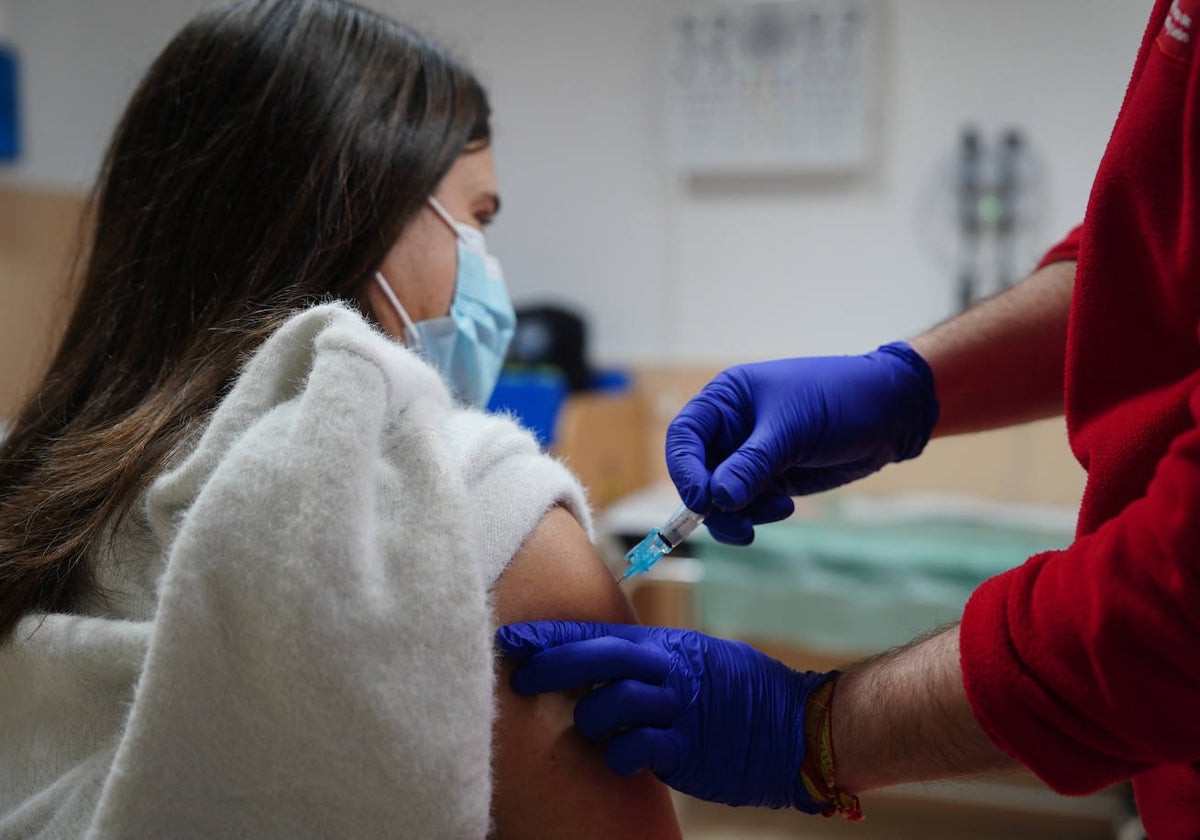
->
[[0, 2, 679, 836]]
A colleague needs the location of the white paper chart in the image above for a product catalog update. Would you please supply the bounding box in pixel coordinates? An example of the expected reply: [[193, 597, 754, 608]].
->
[[665, 0, 879, 174]]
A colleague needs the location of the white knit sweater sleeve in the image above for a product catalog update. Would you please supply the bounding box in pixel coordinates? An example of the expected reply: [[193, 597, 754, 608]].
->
[[85, 305, 499, 838], [439, 407, 593, 587]]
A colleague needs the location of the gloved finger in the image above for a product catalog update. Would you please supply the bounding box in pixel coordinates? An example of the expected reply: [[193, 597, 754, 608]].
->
[[603, 727, 683, 779], [742, 492, 795, 525], [703, 510, 755, 546], [496, 620, 645, 659], [700, 491, 793, 545], [783, 465, 862, 497], [508, 636, 672, 695], [665, 418, 716, 514], [573, 679, 680, 741], [709, 428, 786, 511]]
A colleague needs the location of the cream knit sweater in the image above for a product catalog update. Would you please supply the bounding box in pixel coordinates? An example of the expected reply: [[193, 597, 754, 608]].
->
[[0, 304, 590, 838]]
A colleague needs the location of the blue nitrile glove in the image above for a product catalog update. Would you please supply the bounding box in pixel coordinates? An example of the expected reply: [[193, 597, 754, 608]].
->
[[496, 620, 834, 812], [666, 342, 938, 544]]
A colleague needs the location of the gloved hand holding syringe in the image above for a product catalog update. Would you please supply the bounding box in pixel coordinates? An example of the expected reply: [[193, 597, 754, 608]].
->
[[620, 503, 706, 582]]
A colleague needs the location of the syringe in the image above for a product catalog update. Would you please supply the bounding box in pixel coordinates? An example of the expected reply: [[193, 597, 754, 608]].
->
[[620, 503, 706, 582]]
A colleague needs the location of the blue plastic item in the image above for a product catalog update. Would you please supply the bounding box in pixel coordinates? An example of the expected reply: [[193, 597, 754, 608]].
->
[[488, 365, 635, 448], [0, 46, 19, 162], [486, 367, 569, 448], [588, 368, 632, 393]]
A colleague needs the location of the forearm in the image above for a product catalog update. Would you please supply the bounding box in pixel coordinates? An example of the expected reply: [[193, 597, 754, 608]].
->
[[909, 260, 1075, 437], [830, 624, 1014, 794]]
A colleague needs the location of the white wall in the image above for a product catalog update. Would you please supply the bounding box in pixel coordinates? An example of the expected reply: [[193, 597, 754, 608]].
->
[[1, 0, 1150, 364]]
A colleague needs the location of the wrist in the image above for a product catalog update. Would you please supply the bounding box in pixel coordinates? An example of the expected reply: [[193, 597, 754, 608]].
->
[[872, 341, 939, 461], [795, 671, 864, 820]]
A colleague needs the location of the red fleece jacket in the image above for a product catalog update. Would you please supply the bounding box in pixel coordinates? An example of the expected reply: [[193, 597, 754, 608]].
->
[[959, 2, 1200, 837]]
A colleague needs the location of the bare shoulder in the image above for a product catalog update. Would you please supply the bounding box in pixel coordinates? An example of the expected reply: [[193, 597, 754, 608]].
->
[[490, 505, 681, 839], [491, 505, 632, 626]]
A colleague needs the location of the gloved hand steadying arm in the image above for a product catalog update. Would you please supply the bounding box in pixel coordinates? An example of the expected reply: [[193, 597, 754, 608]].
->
[[667, 342, 938, 544], [496, 621, 859, 817]]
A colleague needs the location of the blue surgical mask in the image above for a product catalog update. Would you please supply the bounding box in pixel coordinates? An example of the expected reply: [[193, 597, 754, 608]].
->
[[374, 197, 516, 407]]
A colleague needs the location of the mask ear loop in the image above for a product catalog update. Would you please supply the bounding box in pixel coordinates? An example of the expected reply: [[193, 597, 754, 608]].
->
[[427, 196, 463, 238], [374, 271, 423, 351], [426, 196, 473, 308]]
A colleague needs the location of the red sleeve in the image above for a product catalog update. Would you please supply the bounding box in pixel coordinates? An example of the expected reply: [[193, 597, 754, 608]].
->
[[959, 384, 1200, 794], [1036, 225, 1083, 270]]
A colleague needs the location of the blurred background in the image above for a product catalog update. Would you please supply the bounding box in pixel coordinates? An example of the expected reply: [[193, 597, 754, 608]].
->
[[0, 1, 1153, 837]]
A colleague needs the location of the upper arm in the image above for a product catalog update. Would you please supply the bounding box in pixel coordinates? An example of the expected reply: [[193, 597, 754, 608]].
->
[[489, 506, 681, 840]]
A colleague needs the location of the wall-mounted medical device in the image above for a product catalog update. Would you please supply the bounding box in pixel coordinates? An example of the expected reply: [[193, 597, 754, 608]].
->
[[663, 0, 880, 174], [955, 127, 1039, 312], [916, 125, 1045, 315]]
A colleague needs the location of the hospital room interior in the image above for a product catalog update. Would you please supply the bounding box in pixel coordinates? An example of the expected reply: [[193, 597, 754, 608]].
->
[[0, 1, 1159, 838]]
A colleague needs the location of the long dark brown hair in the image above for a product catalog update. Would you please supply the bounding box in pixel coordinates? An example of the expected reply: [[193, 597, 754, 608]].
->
[[0, 0, 490, 641]]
